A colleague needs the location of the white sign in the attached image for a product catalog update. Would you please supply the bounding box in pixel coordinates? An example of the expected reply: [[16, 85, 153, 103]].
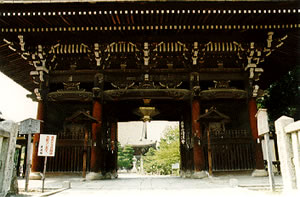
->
[[19, 118, 41, 134], [38, 134, 57, 157], [172, 163, 180, 169], [256, 108, 270, 136]]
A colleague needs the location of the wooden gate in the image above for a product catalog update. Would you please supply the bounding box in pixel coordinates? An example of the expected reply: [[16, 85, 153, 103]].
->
[[47, 131, 91, 172], [204, 129, 255, 171]]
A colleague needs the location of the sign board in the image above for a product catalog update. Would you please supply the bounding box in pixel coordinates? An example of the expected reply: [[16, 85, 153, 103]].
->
[[256, 108, 270, 136], [38, 134, 57, 157], [19, 118, 41, 134], [172, 163, 180, 169]]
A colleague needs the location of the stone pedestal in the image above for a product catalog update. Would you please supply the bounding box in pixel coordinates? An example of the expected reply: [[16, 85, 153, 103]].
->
[[29, 172, 43, 180], [251, 169, 268, 177], [191, 171, 208, 179], [181, 170, 207, 179], [180, 170, 192, 178], [86, 172, 104, 180], [87, 171, 118, 180], [0, 121, 18, 197]]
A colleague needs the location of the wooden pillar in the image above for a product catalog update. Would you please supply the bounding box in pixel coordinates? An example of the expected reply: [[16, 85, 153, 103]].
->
[[82, 127, 88, 178], [30, 101, 44, 179], [111, 121, 118, 178], [179, 121, 186, 173], [181, 109, 194, 177], [90, 100, 102, 173], [249, 97, 265, 170], [192, 99, 205, 172], [207, 127, 213, 175], [103, 121, 110, 174]]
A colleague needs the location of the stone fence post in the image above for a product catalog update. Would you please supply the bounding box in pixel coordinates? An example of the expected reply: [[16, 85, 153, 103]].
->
[[284, 120, 300, 189], [275, 116, 300, 191], [0, 121, 18, 197]]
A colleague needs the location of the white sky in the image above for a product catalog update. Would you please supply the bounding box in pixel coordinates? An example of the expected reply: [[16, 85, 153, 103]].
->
[[0, 72, 38, 122], [118, 121, 179, 145]]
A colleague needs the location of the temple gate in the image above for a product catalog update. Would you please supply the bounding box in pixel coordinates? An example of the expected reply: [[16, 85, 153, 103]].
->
[[0, 0, 299, 179]]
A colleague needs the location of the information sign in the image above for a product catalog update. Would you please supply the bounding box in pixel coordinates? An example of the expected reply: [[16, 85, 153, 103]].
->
[[38, 134, 57, 157], [19, 118, 40, 134], [256, 108, 270, 136]]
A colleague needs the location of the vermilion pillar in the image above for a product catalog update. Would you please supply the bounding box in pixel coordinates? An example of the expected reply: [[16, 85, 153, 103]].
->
[[249, 97, 265, 170], [192, 99, 205, 172], [30, 101, 44, 179], [90, 100, 102, 173]]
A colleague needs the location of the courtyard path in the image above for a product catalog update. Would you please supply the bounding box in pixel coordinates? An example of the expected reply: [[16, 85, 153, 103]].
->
[[16, 172, 291, 197]]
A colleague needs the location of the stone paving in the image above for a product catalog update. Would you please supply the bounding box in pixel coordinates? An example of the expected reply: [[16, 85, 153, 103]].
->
[[14, 172, 298, 197]]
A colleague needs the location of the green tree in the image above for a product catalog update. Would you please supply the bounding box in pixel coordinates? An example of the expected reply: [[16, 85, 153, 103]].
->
[[143, 147, 157, 174], [143, 126, 180, 175], [258, 66, 300, 121], [118, 144, 134, 170]]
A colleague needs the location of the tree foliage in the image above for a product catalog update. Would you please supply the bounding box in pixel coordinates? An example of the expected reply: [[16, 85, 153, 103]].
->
[[118, 144, 134, 170], [143, 126, 180, 175], [258, 66, 300, 121]]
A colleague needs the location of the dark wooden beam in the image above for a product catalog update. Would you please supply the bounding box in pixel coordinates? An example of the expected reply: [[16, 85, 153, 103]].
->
[[49, 68, 246, 83]]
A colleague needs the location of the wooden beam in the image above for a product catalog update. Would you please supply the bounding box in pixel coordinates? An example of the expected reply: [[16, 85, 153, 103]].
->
[[49, 68, 246, 83]]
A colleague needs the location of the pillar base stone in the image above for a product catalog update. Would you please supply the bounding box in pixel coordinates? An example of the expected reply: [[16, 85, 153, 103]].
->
[[86, 172, 104, 180], [86, 171, 118, 180], [191, 171, 208, 179], [29, 172, 42, 180], [252, 169, 268, 177], [112, 171, 118, 179], [180, 170, 192, 178], [104, 172, 112, 179], [181, 170, 208, 179]]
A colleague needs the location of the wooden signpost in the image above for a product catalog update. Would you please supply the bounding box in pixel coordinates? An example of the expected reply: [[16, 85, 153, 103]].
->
[[38, 134, 57, 192], [19, 118, 41, 192], [256, 108, 275, 191]]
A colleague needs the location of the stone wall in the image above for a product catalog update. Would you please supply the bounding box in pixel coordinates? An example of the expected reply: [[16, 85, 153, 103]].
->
[[0, 121, 18, 197]]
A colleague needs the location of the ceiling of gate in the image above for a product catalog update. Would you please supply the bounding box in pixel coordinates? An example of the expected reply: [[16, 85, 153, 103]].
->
[[0, 1, 299, 92]]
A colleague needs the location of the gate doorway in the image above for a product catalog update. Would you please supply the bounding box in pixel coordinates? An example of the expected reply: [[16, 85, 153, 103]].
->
[[118, 121, 179, 175], [44, 99, 255, 178]]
